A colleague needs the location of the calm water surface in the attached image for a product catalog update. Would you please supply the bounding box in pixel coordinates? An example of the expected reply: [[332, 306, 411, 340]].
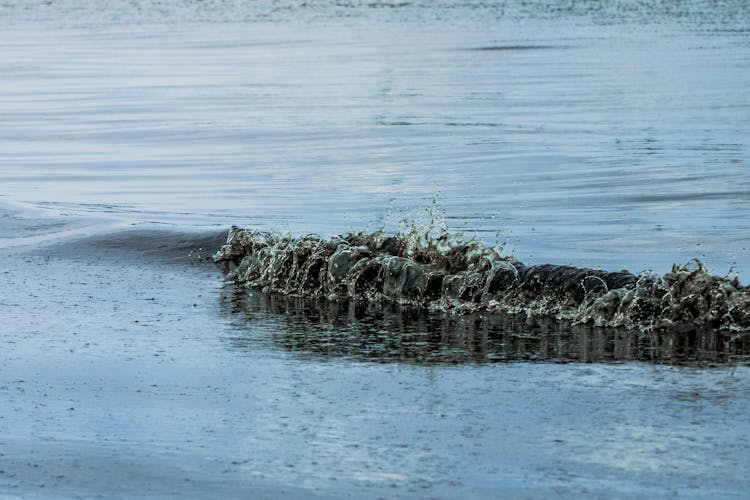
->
[[1, 0, 748, 277]]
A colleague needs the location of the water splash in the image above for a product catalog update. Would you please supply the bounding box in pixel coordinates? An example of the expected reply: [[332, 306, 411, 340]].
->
[[214, 227, 750, 337]]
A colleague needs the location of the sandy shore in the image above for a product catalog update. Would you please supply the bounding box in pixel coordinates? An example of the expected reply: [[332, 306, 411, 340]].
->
[[1, 211, 749, 498]]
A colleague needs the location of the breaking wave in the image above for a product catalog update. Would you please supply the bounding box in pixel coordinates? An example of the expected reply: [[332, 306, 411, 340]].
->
[[214, 226, 750, 341]]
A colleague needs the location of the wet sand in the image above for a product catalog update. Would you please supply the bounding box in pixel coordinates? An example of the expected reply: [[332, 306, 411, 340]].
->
[[1, 211, 749, 498]]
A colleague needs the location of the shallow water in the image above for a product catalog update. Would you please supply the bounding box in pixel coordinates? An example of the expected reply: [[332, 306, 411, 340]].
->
[[1, 223, 749, 498], [223, 289, 750, 365], [2, 1, 750, 498]]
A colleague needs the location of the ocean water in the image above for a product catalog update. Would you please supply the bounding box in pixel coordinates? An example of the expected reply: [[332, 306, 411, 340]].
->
[[1, 0, 749, 277], [1, 1, 750, 498]]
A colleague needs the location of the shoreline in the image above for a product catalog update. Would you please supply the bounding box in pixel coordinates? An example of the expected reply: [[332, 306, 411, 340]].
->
[[1, 210, 749, 498]]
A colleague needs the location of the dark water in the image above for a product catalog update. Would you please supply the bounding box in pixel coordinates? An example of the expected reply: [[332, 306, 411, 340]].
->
[[223, 288, 750, 365]]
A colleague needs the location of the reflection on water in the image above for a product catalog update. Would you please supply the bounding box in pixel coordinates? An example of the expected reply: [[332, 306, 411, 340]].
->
[[221, 286, 750, 366]]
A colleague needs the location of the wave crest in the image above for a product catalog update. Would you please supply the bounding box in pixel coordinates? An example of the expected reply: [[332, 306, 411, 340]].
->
[[214, 228, 750, 336]]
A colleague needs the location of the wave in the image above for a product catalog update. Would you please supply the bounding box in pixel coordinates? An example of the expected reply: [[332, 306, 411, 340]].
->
[[214, 227, 750, 342], [30, 227, 230, 266]]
